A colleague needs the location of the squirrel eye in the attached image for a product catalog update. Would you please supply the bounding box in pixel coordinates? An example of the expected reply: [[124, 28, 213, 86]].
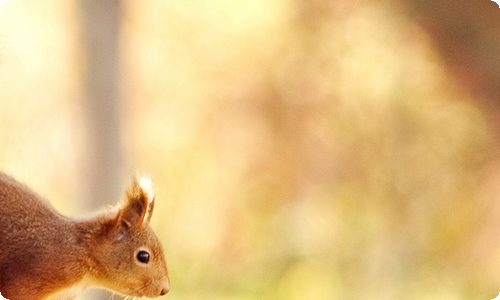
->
[[137, 250, 150, 264]]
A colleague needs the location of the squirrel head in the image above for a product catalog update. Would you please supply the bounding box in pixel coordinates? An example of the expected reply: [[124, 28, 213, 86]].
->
[[87, 174, 170, 297]]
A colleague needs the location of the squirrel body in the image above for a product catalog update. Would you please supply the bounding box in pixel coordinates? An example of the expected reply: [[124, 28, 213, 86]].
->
[[0, 172, 170, 300]]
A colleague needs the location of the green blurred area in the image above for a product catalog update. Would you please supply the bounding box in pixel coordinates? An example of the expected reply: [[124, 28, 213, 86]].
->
[[0, 1, 499, 299]]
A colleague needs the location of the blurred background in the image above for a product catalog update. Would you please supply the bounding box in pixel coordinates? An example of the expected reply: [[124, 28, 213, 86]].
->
[[1, 0, 500, 299]]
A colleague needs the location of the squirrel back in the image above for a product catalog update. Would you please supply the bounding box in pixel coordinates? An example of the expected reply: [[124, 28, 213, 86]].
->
[[0, 172, 170, 300]]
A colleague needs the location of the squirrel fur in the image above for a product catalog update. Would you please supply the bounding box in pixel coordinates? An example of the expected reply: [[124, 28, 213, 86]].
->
[[0, 172, 170, 300]]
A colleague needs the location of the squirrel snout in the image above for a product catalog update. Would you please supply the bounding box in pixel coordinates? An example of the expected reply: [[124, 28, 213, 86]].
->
[[160, 279, 170, 295], [160, 286, 169, 295]]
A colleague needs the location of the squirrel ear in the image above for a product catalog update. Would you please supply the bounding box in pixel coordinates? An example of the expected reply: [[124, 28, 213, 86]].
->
[[117, 174, 155, 232]]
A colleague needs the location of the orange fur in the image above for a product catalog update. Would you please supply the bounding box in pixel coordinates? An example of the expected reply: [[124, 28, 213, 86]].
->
[[0, 173, 170, 300]]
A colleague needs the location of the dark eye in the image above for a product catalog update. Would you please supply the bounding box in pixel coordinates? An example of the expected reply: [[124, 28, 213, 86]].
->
[[137, 250, 150, 264]]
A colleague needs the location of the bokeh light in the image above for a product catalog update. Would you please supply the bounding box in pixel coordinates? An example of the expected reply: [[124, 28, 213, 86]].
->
[[0, 1, 499, 299]]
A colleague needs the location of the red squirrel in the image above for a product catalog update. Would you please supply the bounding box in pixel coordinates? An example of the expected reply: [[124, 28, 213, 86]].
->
[[0, 172, 170, 300]]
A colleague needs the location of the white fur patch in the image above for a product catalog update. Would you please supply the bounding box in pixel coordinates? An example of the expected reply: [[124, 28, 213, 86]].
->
[[138, 175, 155, 203], [46, 277, 90, 300]]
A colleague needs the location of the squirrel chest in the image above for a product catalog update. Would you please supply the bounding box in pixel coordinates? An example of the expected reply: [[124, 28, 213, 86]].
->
[[45, 280, 88, 300]]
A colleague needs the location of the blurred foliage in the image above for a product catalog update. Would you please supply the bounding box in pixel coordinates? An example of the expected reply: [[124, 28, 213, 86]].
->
[[0, 0, 499, 299]]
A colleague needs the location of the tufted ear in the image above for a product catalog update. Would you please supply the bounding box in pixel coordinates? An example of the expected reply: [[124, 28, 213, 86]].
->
[[116, 174, 155, 234]]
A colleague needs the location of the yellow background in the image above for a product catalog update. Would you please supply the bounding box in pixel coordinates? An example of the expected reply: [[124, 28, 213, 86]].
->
[[0, 1, 498, 299]]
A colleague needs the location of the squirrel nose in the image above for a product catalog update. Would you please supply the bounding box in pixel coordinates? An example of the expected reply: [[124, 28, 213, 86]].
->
[[160, 279, 170, 295]]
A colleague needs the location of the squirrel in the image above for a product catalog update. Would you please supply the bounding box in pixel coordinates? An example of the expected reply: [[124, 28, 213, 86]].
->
[[0, 172, 170, 300]]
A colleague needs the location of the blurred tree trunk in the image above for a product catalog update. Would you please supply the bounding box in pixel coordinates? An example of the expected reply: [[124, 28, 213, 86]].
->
[[80, 0, 124, 299], [399, 0, 500, 139]]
